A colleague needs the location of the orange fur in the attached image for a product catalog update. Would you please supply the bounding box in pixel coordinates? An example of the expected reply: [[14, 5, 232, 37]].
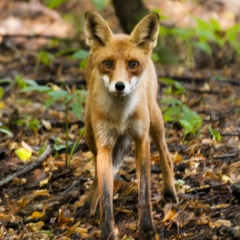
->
[[78, 11, 178, 240]]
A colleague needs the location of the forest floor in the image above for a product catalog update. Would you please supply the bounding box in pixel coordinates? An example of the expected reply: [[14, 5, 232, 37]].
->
[[0, 1, 240, 239]]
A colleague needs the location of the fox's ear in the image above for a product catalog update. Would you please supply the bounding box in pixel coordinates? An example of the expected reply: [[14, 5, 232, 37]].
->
[[130, 13, 159, 51], [85, 11, 113, 49]]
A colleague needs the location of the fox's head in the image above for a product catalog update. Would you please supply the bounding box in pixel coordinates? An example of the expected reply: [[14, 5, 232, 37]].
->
[[85, 11, 159, 96]]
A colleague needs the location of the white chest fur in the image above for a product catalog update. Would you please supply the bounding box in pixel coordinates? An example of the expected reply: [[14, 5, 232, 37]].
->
[[94, 87, 144, 146]]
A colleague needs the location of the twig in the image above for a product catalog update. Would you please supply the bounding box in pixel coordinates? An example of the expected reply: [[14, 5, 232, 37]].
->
[[221, 132, 240, 137], [185, 88, 219, 95], [186, 184, 227, 194], [60, 178, 88, 196], [213, 151, 239, 159], [0, 145, 52, 188]]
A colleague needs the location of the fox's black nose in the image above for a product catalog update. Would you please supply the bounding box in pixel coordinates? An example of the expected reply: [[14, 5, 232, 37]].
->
[[115, 82, 125, 91]]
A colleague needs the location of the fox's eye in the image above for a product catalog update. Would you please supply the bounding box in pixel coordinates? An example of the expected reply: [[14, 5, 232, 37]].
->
[[103, 60, 113, 68], [129, 61, 138, 69]]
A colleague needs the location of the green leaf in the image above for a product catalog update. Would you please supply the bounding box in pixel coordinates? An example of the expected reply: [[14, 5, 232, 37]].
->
[[73, 90, 87, 99], [91, 0, 106, 11], [209, 127, 221, 141], [15, 116, 40, 131], [160, 98, 183, 106], [21, 86, 51, 92], [163, 106, 182, 122], [193, 42, 212, 55], [181, 105, 202, 135], [0, 78, 12, 84], [210, 18, 221, 31], [179, 119, 193, 135], [15, 75, 27, 88], [53, 138, 66, 151], [37, 51, 55, 66], [226, 24, 240, 51], [151, 52, 160, 63], [159, 78, 176, 85], [45, 90, 69, 108], [195, 19, 215, 41], [183, 106, 201, 125], [160, 78, 186, 95], [23, 79, 38, 86], [0, 87, 4, 99], [54, 142, 66, 151], [28, 118, 40, 130], [72, 99, 84, 119], [45, 98, 56, 109], [0, 127, 13, 137], [48, 0, 68, 9], [71, 49, 90, 60], [71, 90, 86, 119], [196, 19, 213, 32], [80, 58, 88, 69], [48, 90, 69, 99]]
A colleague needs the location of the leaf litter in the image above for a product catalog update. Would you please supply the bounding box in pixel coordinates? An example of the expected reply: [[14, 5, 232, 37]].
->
[[0, 1, 240, 240]]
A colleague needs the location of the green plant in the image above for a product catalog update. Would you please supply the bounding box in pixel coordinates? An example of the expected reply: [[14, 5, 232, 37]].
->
[[161, 98, 202, 137], [0, 123, 13, 137], [16, 116, 40, 132], [37, 50, 55, 66], [70, 49, 90, 69], [21, 81, 87, 120], [35, 50, 55, 75], [21, 81, 86, 166], [209, 127, 221, 142], [159, 78, 186, 95], [53, 137, 67, 151], [44, 0, 68, 9], [157, 18, 240, 65], [67, 127, 85, 166]]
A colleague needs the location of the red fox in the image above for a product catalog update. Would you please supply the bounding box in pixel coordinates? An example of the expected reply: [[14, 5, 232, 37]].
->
[[76, 11, 178, 240]]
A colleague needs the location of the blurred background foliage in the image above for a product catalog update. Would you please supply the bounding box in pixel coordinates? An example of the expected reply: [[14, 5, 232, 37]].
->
[[0, 0, 240, 138]]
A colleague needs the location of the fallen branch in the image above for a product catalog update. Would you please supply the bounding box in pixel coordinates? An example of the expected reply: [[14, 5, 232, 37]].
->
[[159, 75, 240, 87], [0, 145, 52, 188], [0, 33, 75, 42], [19, 190, 79, 221], [186, 183, 229, 194], [221, 132, 240, 137]]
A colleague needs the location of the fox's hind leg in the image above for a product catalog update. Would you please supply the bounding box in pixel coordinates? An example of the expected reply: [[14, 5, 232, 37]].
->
[[150, 102, 178, 203]]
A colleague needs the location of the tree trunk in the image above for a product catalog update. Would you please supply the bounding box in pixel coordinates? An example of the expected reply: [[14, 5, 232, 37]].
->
[[112, 0, 149, 34]]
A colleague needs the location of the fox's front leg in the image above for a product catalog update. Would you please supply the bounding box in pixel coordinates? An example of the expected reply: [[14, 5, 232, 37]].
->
[[136, 136, 157, 240], [97, 145, 115, 240]]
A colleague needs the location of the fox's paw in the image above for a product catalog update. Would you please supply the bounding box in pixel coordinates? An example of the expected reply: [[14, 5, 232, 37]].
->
[[139, 227, 158, 240], [163, 187, 179, 203], [101, 226, 117, 240], [74, 203, 92, 219]]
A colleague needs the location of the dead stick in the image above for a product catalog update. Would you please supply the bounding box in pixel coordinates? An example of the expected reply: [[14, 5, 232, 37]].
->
[[213, 151, 239, 159], [0, 145, 52, 188], [221, 132, 240, 137]]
